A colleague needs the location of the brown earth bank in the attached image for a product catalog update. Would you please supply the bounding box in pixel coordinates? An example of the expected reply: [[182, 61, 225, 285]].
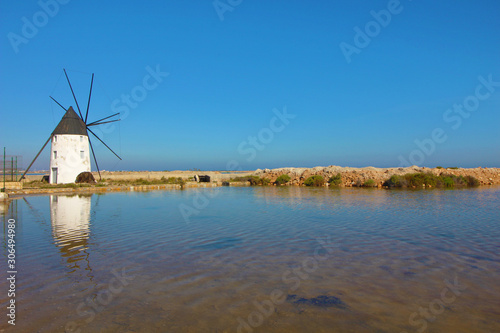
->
[[20, 170, 254, 183], [4, 171, 252, 197], [20, 167, 500, 186], [6, 182, 218, 197], [253, 166, 500, 187]]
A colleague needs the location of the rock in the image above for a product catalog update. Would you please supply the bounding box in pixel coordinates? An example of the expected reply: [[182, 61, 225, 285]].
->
[[75, 172, 96, 183], [287, 294, 347, 309], [249, 166, 500, 187]]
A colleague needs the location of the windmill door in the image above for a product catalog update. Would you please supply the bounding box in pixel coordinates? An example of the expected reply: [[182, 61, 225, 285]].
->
[[51, 167, 58, 184]]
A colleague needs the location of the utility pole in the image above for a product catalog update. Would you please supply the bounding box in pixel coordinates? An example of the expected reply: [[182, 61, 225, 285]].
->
[[2, 147, 5, 192]]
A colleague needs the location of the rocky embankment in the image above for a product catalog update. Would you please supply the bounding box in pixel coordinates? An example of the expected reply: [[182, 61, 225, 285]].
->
[[254, 166, 500, 187]]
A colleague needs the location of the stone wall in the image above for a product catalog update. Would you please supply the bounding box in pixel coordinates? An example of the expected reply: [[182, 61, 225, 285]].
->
[[2, 182, 22, 189]]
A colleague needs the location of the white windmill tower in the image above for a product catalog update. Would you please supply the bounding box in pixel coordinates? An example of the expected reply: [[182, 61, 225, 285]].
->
[[20, 69, 122, 184], [49, 106, 91, 183]]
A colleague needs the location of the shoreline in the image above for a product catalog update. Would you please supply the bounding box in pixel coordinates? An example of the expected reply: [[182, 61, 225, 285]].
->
[[6, 182, 221, 198], [3, 165, 500, 198]]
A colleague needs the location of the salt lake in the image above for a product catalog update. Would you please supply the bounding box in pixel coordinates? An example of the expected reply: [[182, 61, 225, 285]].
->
[[1, 186, 499, 332]]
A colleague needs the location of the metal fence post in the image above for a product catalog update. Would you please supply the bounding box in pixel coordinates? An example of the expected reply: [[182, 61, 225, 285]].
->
[[2, 147, 5, 192]]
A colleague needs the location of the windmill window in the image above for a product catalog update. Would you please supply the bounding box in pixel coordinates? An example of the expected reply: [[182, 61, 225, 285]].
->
[[54, 136, 57, 143], [80, 136, 83, 142], [53, 151, 57, 159], [80, 151, 84, 159]]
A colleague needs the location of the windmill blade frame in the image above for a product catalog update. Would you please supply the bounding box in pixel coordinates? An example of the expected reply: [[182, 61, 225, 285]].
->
[[87, 127, 122, 160], [18, 135, 52, 181], [85, 73, 94, 123], [50, 96, 67, 112], [88, 136, 102, 181], [86, 113, 120, 126], [63, 68, 84, 120], [87, 119, 120, 127]]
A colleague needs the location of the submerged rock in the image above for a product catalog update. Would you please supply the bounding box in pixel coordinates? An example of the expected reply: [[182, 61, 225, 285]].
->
[[286, 294, 347, 309]]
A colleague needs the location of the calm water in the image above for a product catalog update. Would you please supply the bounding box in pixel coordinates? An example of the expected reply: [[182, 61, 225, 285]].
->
[[1, 186, 499, 333]]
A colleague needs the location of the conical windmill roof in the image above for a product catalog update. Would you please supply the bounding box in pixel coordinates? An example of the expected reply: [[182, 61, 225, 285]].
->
[[52, 106, 87, 136]]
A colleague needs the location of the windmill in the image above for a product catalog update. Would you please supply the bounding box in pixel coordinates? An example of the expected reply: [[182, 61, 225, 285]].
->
[[20, 69, 121, 184]]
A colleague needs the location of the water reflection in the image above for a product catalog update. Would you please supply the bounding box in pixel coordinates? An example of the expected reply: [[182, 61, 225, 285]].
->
[[1, 199, 16, 244], [251, 186, 391, 209], [50, 194, 93, 277], [8, 187, 500, 332], [0, 199, 11, 216]]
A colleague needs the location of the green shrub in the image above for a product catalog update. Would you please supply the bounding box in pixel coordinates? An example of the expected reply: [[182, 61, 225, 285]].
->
[[276, 174, 291, 185], [232, 175, 256, 185], [304, 175, 325, 187], [464, 175, 480, 186], [384, 172, 480, 188], [363, 179, 376, 187], [447, 167, 459, 169], [141, 176, 186, 185], [136, 178, 152, 185], [248, 176, 263, 185], [436, 166, 443, 169], [230, 175, 270, 185], [443, 176, 454, 188], [177, 177, 186, 187], [405, 173, 439, 187], [328, 173, 342, 186], [384, 175, 408, 187], [448, 175, 466, 186]]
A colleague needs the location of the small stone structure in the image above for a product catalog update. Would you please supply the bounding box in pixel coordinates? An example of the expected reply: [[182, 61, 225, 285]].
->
[[194, 175, 211, 183]]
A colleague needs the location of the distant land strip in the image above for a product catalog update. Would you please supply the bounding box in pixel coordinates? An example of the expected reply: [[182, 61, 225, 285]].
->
[[3, 166, 498, 197]]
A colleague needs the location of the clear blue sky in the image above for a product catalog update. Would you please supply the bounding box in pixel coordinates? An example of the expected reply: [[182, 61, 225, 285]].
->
[[1, 0, 499, 171]]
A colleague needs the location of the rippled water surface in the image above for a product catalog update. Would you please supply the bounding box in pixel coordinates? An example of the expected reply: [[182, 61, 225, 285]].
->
[[1, 186, 499, 332]]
